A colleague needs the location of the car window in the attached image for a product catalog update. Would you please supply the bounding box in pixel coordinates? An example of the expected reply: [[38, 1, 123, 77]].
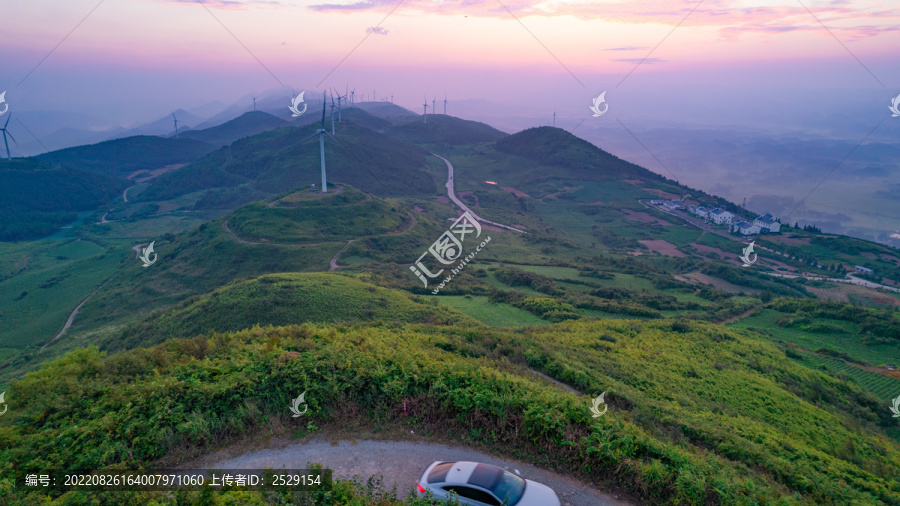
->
[[444, 485, 501, 506], [488, 471, 526, 504], [469, 464, 525, 504], [428, 462, 454, 483]]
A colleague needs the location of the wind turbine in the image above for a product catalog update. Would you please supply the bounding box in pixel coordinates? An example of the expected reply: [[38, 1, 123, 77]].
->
[[391, 93, 394, 103], [171, 111, 179, 139], [329, 92, 336, 135], [251, 95, 257, 111], [1, 115, 17, 159], [553, 111, 556, 127], [299, 94, 337, 193], [423, 96, 428, 123], [332, 87, 345, 121], [350, 88, 356, 107], [443, 93, 447, 114], [432, 96, 436, 117]]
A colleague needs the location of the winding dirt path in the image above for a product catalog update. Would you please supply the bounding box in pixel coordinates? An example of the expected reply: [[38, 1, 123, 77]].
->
[[329, 240, 355, 271], [192, 438, 629, 506], [431, 153, 525, 234]]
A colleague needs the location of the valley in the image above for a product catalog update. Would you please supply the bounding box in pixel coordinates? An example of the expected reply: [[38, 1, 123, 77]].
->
[[1, 105, 900, 505]]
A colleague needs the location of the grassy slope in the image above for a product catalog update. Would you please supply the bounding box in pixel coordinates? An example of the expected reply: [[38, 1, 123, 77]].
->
[[101, 272, 481, 351], [1, 319, 898, 505], [37, 135, 215, 175]]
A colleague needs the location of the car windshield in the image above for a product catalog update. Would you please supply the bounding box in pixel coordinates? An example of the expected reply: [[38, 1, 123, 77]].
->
[[490, 471, 526, 504], [469, 465, 526, 504]]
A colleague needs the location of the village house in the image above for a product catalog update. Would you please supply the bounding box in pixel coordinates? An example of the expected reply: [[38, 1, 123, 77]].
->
[[709, 208, 734, 225], [732, 221, 761, 235], [753, 214, 781, 233]]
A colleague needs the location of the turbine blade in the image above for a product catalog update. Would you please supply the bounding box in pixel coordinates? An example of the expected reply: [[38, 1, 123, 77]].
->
[[299, 131, 321, 143], [6, 130, 17, 145], [321, 93, 326, 127], [3, 115, 9, 128]]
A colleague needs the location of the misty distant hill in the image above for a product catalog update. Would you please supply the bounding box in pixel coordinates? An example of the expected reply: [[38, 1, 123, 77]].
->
[[37, 135, 216, 176], [179, 111, 288, 147], [354, 101, 418, 120]]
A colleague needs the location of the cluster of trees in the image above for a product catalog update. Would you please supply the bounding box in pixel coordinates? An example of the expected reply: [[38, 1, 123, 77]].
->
[[0, 158, 128, 240], [770, 298, 900, 340]]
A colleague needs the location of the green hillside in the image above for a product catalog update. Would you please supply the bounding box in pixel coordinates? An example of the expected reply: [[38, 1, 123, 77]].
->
[[138, 111, 437, 202], [101, 272, 480, 351], [226, 186, 411, 243], [37, 135, 216, 175], [2, 319, 898, 504], [387, 114, 508, 146], [0, 158, 128, 240], [180, 111, 287, 147]]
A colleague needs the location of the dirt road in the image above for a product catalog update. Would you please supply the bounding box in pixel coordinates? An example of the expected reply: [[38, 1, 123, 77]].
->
[[199, 438, 629, 506], [431, 153, 525, 234]]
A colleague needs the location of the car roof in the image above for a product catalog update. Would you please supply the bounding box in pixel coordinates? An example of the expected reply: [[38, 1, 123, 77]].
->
[[438, 461, 479, 485]]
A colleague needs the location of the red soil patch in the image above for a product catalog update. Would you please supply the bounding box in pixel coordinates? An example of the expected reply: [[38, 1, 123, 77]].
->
[[676, 272, 761, 294], [765, 235, 810, 246], [638, 239, 687, 257], [436, 196, 450, 204], [129, 163, 186, 183], [624, 180, 680, 200], [501, 187, 530, 198], [543, 186, 580, 199], [414, 206, 425, 213], [622, 209, 673, 226]]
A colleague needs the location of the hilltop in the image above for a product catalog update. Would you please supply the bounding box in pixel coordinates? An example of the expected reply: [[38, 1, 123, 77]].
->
[[100, 272, 479, 351], [179, 110, 290, 147], [137, 110, 437, 204]]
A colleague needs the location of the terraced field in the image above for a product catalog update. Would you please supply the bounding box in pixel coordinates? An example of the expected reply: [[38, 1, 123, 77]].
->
[[796, 350, 900, 401]]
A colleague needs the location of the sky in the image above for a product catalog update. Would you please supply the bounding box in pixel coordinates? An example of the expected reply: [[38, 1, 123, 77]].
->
[[1, 0, 898, 129]]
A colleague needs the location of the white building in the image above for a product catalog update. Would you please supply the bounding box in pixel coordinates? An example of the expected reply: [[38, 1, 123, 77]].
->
[[753, 214, 781, 233], [732, 221, 760, 235], [709, 208, 734, 225]]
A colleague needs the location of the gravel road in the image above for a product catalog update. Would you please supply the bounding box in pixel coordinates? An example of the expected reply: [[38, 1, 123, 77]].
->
[[200, 437, 630, 506]]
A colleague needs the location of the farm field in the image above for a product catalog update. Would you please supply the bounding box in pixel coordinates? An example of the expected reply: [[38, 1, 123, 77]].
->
[[794, 349, 900, 402], [730, 308, 900, 366], [437, 295, 548, 326]]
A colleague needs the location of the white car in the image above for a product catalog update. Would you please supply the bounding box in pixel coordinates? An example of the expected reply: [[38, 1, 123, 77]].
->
[[416, 461, 561, 506]]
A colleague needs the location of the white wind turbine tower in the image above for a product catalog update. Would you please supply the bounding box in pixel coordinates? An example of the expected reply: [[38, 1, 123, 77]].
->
[[391, 93, 394, 103], [443, 93, 447, 114], [171, 111, 179, 139], [1, 115, 18, 159], [432, 96, 436, 117], [350, 88, 356, 107], [423, 96, 428, 123], [332, 87, 346, 121], [328, 92, 336, 135], [298, 95, 338, 193], [251, 95, 256, 111]]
